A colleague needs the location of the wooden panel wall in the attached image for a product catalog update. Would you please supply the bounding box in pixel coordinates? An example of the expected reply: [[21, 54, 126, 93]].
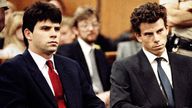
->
[[63, 0, 97, 16], [8, 0, 39, 10], [8, 0, 159, 40], [100, 0, 159, 40]]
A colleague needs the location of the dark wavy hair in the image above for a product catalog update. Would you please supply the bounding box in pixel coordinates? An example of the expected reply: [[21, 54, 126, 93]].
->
[[130, 2, 167, 34], [22, 1, 62, 47]]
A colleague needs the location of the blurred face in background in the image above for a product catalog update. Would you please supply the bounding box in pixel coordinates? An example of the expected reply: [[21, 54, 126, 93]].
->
[[75, 15, 99, 45], [3, 11, 24, 48], [59, 25, 76, 45], [16, 24, 23, 42], [5, 1, 16, 26]]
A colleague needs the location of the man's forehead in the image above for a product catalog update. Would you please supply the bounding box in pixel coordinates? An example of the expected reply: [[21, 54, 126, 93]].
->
[[36, 20, 60, 26], [140, 19, 165, 32], [79, 15, 98, 23]]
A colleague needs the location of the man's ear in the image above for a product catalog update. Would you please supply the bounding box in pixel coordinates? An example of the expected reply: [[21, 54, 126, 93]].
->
[[135, 33, 142, 42], [24, 28, 32, 41], [72, 27, 79, 36]]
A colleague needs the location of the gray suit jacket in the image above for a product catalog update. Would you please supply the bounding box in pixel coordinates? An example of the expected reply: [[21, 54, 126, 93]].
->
[[110, 50, 192, 108]]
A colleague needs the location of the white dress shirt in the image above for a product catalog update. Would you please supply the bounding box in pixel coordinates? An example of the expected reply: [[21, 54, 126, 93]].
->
[[78, 37, 103, 93], [142, 48, 173, 88], [28, 49, 57, 95]]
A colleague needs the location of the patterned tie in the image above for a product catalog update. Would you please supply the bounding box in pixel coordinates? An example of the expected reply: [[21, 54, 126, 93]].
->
[[156, 57, 174, 108], [46, 60, 66, 108]]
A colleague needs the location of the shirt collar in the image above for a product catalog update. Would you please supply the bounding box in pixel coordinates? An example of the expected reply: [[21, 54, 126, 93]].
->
[[28, 49, 54, 70], [78, 37, 94, 55], [142, 47, 169, 64]]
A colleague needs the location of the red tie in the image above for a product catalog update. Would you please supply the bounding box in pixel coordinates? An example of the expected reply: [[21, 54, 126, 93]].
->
[[46, 60, 66, 108]]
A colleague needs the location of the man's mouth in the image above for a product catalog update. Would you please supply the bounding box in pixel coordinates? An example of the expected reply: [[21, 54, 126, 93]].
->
[[48, 41, 58, 45], [154, 44, 164, 49]]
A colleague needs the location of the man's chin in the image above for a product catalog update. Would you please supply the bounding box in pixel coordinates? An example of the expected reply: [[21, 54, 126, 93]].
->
[[47, 48, 57, 54], [86, 40, 96, 44], [153, 49, 165, 56]]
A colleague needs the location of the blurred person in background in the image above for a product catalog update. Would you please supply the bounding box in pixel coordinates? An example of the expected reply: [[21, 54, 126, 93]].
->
[[4, 1, 16, 26], [59, 16, 76, 45], [0, 0, 8, 31], [116, 30, 141, 60], [1, 0, 16, 36], [47, 0, 65, 15], [0, 0, 16, 49], [57, 6, 111, 107], [95, 33, 116, 52], [160, 0, 192, 57], [0, 0, 8, 48], [0, 11, 25, 63]]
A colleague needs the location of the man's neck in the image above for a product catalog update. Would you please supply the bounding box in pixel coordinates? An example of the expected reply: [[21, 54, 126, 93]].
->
[[28, 48, 53, 60]]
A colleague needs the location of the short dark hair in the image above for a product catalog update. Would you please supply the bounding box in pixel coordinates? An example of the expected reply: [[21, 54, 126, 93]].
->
[[22, 1, 62, 47], [130, 2, 167, 34], [73, 6, 99, 27]]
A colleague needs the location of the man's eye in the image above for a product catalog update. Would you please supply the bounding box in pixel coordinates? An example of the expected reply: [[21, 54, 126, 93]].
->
[[41, 26, 51, 31], [55, 27, 60, 31], [157, 29, 163, 34], [144, 33, 153, 36]]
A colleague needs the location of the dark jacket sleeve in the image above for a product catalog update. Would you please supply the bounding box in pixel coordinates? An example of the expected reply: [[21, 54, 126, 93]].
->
[[0, 61, 28, 108], [110, 60, 143, 108], [75, 61, 105, 108]]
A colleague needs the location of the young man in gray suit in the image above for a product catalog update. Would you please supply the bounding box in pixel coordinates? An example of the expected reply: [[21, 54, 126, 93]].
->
[[110, 2, 192, 108]]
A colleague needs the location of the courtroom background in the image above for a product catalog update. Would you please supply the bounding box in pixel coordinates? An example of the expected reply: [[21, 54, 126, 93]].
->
[[9, 0, 158, 40]]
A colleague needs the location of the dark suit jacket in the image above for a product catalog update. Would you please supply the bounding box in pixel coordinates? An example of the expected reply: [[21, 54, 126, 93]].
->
[[56, 40, 111, 91], [0, 50, 105, 108], [110, 50, 192, 108]]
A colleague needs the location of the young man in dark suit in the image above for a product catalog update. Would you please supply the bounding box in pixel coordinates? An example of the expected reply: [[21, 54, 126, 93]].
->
[[110, 2, 192, 108], [56, 6, 111, 107], [0, 2, 105, 108]]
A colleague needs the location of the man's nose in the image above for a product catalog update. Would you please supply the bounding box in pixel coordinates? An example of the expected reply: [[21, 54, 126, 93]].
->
[[87, 24, 94, 31], [154, 33, 160, 43], [50, 29, 58, 38]]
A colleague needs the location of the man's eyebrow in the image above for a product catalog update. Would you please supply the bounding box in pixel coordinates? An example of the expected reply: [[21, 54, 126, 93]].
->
[[143, 32, 153, 35], [157, 28, 164, 32]]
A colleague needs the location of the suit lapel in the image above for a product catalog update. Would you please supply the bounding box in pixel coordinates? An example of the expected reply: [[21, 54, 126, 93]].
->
[[22, 50, 57, 107], [168, 53, 189, 106], [54, 55, 78, 108], [75, 42, 92, 83], [136, 50, 167, 106], [94, 49, 105, 74], [94, 49, 110, 90]]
